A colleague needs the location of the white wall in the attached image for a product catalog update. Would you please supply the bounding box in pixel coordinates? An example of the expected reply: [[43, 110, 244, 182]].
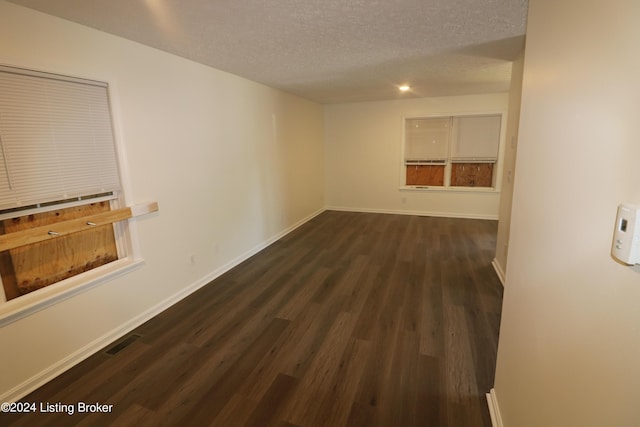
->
[[324, 94, 509, 219], [493, 0, 640, 425], [493, 51, 525, 283], [0, 2, 324, 400]]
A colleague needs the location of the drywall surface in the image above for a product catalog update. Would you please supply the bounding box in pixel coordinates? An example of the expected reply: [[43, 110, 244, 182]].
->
[[493, 51, 525, 281], [324, 93, 508, 219], [0, 1, 324, 399], [493, 0, 640, 425]]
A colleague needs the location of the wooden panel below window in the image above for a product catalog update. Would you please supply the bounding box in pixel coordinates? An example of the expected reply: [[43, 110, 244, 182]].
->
[[406, 165, 444, 186], [0, 221, 19, 301], [451, 163, 494, 187], [0, 202, 118, 300]]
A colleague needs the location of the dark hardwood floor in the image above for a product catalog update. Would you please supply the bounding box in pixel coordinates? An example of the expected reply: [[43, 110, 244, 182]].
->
[[1, 211, 503, 427]]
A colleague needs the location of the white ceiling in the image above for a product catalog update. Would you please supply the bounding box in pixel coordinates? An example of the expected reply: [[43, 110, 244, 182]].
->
[[7, 0, 528, 104]]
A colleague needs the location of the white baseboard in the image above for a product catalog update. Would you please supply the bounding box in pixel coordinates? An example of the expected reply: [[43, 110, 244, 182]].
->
[[1, 299, 171, 403], [491, 258, 506, 286], [0, 208, 325, 404], [486, 388, 504, 427], [325, 205, 498, 221]]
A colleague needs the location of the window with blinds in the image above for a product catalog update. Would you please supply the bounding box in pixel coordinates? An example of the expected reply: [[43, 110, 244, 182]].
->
[[451, 115, 502, 163], [404, 117, 451, 163], [404, 117, 450, 186], [403, 114, 502, 188], [0, 66, 127, 303], [0, 65, 121, 213]]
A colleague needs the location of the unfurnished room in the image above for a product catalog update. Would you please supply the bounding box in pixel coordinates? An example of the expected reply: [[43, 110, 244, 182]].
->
[[1, 1, 639, 426]]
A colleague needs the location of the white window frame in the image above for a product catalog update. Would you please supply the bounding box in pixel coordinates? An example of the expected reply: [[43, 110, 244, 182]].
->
[[0, 65, 141, 326], [399, 111, 507, 192]]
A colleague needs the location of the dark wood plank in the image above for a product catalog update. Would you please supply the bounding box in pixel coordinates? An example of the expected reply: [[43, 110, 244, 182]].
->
[[241, 374, 298, 427], [279, 311, 358, 425], [2, 211, 502, 427]]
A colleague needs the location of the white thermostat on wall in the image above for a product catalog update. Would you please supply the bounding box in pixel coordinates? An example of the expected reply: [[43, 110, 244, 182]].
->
[[612, 204, 640, 265]]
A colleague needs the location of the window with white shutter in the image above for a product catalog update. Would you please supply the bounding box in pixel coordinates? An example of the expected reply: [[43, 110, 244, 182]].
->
[[0, 66, 130, 305], [0, 65, 121, 212], [404, 117, 451, 186], [451, 115, 501, 163], [403, 114, 502, 188], [404, 117, 451, 163]]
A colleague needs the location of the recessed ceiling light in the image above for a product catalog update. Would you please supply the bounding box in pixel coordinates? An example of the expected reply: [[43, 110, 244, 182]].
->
[[399, 85, 410, 92]]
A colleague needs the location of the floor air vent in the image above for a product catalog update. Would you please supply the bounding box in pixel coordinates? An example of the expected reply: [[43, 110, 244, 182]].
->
[[104, 333, 142, 356]]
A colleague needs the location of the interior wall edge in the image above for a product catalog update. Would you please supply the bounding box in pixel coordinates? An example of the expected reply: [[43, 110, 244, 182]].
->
[[491, 258, 506, 286], [486, 388, 505, 427]]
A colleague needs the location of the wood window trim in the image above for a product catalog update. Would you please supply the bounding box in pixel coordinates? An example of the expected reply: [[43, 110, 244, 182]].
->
[[0, 201, 158, 325], [0, 201, 119, 300], [0, 202, 157, 252]]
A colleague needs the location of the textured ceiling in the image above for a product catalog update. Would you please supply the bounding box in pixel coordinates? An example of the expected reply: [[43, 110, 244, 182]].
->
[[7, 0, 528, 104]]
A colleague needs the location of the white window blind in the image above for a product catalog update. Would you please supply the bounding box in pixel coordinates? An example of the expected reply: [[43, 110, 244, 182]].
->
[[0, 66, 121, 211], [404, 117, 451, 162], [451, 115, 502, 163]]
